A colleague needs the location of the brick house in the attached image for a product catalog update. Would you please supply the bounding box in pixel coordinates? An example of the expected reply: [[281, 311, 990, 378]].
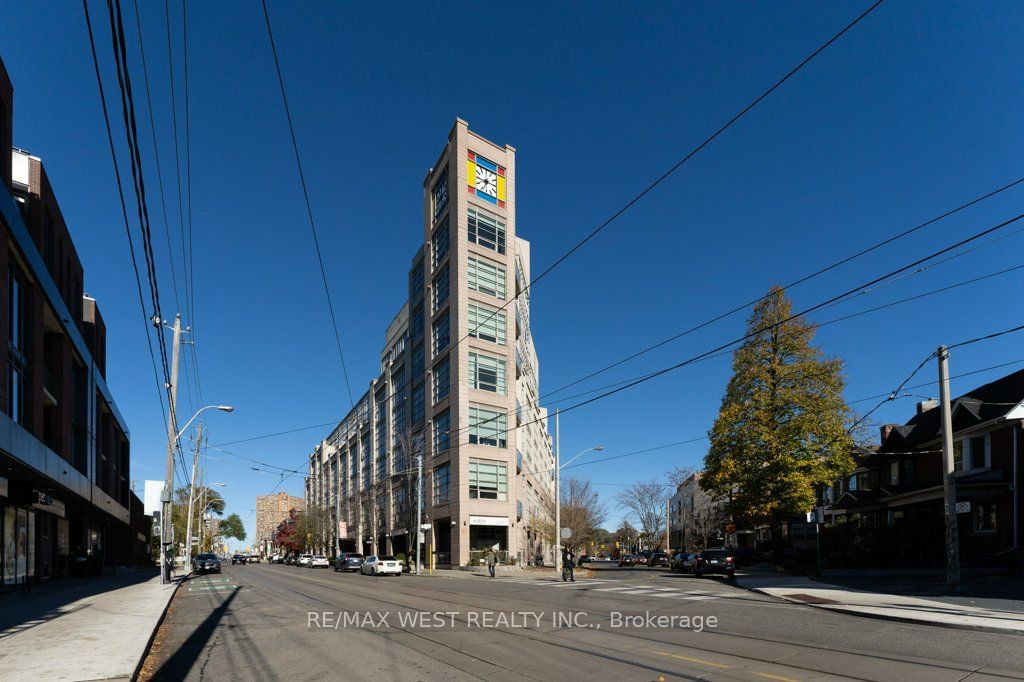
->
[[824, 369, 1024, 567]]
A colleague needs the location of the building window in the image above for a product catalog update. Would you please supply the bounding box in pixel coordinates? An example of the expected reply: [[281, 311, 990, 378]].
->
[[433, 354, 450, 403], [469, 406, 506, 448], [432, 216, 449, 268], [410, 258, 425, 302], [432, 167, 449, 219], [8, 268, 29, 427], [411, 342, 424, 378], [467, 302, 506, 345], [889, 461, 899, 485], [468, 255, 506, 299], [434, 462, 450, 505], [433, 409, 450, 454], [469, 458, 508, 500], [410, 303, 424, 339], [376, 456, 387, 481], [975, 500, 998, 532], [954, 435, 989, 472], [433, 262, 449, 312], [469, 351, 506, 394], [411, 383, 425, 424], [468, 207, 506, 254], [432, 309, 450, 354]]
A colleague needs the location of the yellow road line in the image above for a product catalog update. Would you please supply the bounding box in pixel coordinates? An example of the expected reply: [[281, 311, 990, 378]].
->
[[654, 650, 731, 669]]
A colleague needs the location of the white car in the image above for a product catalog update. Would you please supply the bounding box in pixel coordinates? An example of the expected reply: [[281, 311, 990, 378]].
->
[[297, 553, 313, 567], [309, 555, 330, 568], [360, 555, 402, 576]]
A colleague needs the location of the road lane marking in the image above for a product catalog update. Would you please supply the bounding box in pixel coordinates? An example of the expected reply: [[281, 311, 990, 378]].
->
[[753, 673, 800, 682], [654, 650, 731, 669]]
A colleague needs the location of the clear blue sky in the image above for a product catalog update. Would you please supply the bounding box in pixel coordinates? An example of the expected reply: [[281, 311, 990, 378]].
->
[[2, 2, 1022, 542]]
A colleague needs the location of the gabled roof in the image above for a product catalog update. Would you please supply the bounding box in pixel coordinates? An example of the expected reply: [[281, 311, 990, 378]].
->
[[879, 368, 1024, 453]]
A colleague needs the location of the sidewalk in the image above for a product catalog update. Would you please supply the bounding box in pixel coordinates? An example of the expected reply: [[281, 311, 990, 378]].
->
[[0, 568, 179, 681], [738, 572, 1024, 635]]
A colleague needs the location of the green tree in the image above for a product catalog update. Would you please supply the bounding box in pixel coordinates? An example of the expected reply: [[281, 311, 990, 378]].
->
[[219, 513, 247, 542], [701, 286, 854, 530]]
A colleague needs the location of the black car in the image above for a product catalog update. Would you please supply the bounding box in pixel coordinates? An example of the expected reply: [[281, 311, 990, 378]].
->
[[334, 552, 365, 572], [693, 549, 735, 579], [231, 554, 247, 565], [671, 552, 698, 573], [649, 552, 670, 568], [193, 553, 222, 574]]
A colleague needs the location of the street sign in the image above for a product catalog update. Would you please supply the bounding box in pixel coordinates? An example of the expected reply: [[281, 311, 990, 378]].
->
[[955, 501, 971, 514], [560, 527, 572, 540]]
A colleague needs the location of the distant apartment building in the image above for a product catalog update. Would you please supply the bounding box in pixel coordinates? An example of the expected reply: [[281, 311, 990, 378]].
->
[[668, 472, 729, 552], [256, 492, 304, 546], [0, 56, 135, 590], [305, 120, 556, 567]]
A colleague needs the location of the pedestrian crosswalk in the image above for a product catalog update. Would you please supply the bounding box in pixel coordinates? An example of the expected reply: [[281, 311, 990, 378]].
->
[[495, 577, 736, 602]]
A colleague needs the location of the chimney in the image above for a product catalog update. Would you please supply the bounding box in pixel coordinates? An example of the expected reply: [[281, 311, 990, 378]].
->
[[880, 424, 898, 442], [916, 399, 938, 415]]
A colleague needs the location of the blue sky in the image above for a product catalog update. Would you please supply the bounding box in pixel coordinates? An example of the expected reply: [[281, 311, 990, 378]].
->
[[2, 1, 1022, 542]]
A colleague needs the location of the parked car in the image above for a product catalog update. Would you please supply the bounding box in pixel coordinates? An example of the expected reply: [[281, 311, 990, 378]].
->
[[247, 555, 261, 564], [193, 553, 222, 574], [310, 555, 330, 568], [634, 554, 649, 566], [297, 553, 313, 567], [693, 548, 735, 579], [269, 554, 280, 563], [335, 553, 365, 572], [577, 554, 591, 565], [231, 554, 247, 566], [618, 554, 636, 567], [649, 552, 670, 568], [671, 552, 698, 573], [361, 555, 402, 576]]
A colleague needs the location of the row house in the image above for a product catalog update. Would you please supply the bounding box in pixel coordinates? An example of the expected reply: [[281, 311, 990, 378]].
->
[[825, 368, 1024, 566]]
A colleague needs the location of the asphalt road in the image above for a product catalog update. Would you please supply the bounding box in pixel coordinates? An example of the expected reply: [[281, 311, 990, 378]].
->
[[140, 563, 1024, 681]]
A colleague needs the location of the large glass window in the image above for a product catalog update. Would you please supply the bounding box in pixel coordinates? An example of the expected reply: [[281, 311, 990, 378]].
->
[[469, 406, 507, 448], [411, 342, 424, 378], [469, 459, 508, 500], [433, 262, 449, 312], [410, 259, 424, 302], [411, 383, 425, 424], [469, 352, 506, 394], [432, 168, 449, 219], [467, 303, 506, 345], [8, 269, 29, 427], [433, 355, 450, 403], [434, 409, 450, 454], [468, 207, 506, 254], [468, 256, 506, 299], [432, 309, 450, 354], [434, 462, 451, 505], [432, 216, 449, 268]]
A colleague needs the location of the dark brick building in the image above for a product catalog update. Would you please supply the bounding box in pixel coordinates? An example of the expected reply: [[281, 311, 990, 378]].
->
[[825, 369, 1024, 568], [0, 55, 134, 588]]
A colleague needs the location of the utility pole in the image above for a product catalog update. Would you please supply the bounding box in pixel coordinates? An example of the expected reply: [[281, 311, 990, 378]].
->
[[415, 442, 424, 575], [554, 409, 561, 574], [160, 314, 183, 584], [938, 345, 961, 591], [665, 499, 671, 553], [184, 422, 203, 574], [335, 450, 341, 559]]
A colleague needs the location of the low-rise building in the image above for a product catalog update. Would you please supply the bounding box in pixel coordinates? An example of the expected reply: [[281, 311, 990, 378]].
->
[[0, 56, 134, 589], [824, 369, 1024, 566]]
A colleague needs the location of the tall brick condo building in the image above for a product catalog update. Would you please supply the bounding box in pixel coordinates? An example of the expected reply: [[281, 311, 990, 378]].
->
[[0, 56, 137, 590], [305, 121, 556, 567], [256, 492, 304, 549]]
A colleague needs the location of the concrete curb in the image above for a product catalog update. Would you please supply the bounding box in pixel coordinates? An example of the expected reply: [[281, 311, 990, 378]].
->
[[737, 581, 1024, 637], [132, 577, 184, 681]]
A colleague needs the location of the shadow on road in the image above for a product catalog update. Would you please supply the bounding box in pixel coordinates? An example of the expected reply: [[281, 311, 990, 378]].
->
[[151, 586, 241, 680]]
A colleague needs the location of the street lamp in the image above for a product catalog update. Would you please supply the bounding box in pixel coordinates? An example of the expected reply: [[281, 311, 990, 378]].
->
[[163, 404, 234, 583], [554, 414, 603, 574]]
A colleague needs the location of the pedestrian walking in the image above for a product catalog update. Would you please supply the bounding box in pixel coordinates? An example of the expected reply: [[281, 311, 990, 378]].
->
[[562, 547, 575, 582], [486, 549, 497, 577]]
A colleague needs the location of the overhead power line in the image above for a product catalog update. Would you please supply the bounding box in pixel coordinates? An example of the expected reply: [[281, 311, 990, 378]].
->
[[260, 0, 355, 407], [461, 0, 887, 348]]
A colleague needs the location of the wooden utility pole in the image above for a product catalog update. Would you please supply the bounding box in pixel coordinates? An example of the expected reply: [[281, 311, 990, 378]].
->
[[937, 345, 961, 591], [160, 314, 183, 584]]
